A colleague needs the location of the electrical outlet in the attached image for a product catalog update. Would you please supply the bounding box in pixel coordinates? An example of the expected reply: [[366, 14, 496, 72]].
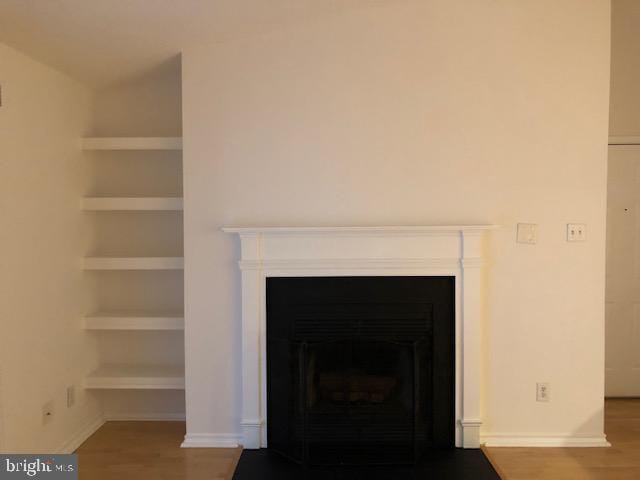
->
[[567, 223, 586, 242], [517, 223, 538, 244], [42, 400, 54, 425], [536, 382, 550, 402], [67, 386, 75, 408]]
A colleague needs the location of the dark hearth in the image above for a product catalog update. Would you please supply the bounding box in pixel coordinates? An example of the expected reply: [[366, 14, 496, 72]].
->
[[266, 276, 455, 467], [232, 448, 501, 480]]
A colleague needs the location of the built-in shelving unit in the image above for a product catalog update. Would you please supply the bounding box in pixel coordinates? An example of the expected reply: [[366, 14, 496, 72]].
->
[[85, 314, 184, 331], [85, 364, 185, 390], [83, 134, 185, 417], [83, 197, 183, 211], [82, 137, 183, 151]]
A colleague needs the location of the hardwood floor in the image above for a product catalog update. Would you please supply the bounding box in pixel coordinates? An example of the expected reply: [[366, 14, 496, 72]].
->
[[76, 421, 241, 480], [76, 399, 640, 479], [484, 398, 640, 480]]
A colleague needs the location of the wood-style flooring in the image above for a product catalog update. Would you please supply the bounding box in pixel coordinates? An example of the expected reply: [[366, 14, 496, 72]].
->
[[76, 421, 241, 480], [76, 398, 640, 479], [484, 398, 640, 480]]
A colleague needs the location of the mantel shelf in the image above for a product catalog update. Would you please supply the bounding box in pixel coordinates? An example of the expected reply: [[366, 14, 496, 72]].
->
[[83, 197, 183, 211], [83, 257, 184, 270], [222, 225, 499, 235], [82, 137, 182, 150], [85, 364, 185, 390]]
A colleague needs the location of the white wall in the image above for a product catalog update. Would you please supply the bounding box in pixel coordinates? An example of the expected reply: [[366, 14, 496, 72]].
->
[[182, 0, 610, 443], [0, 43, 101, 452]]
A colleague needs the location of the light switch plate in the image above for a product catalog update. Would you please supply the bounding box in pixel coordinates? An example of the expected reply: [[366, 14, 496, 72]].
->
[[517, 223, 538, 244], [567, 223, 586, 242]]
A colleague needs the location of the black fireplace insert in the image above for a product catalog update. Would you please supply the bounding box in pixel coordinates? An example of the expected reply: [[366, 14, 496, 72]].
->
[[266, 276, 455, 467]]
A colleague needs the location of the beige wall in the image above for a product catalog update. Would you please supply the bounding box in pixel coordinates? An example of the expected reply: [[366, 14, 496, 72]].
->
[[0, 43, 101, 452], [605, 0, 640, 396], [610, 0, 640, 135], [89, 57, 182, 137], [182, 0, 610, 441]]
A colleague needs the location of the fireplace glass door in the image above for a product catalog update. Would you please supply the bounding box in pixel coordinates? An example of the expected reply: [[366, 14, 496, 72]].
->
[[267, 276, 454, 466]]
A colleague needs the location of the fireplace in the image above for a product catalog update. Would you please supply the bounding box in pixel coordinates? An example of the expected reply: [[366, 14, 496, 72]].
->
[[221, 225, 496, 451], [267, 276, 455, 466]]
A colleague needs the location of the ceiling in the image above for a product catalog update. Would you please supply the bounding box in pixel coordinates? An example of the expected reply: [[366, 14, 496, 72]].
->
[[0, 0, 382, 88]]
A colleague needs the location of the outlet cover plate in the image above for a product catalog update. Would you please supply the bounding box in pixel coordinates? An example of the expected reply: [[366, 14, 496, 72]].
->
[[67, 385, 75, 408], [536, 382, 550, 402], [42, 400, 54, 424]]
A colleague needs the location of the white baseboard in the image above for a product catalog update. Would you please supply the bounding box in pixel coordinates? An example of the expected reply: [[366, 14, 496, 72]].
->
[[482, 434, 611, 447], [181, 433, 241, 448], [103, 412, 186, 421], [56, 415, 105, 453]]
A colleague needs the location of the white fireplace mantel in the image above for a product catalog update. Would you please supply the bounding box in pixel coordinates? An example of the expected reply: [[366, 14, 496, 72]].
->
[[222, 225, 498, 449]]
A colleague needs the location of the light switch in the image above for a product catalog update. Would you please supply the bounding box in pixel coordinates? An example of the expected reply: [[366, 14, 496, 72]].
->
[[567, 223, 586, 242], [517, 223, 538, 244]]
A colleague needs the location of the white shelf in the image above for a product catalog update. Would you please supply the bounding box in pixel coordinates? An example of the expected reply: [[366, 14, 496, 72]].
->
[[86, 364, 185, 390], [83, 197, 183, 211], [85, 314, 184, 331], [83, 257, 184, 270], [609, 136, 640, 145], [82, 137, 183, 150]]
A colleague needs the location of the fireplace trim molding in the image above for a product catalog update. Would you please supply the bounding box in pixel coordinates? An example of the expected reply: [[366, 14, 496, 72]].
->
[[223, 225, 498, 449]]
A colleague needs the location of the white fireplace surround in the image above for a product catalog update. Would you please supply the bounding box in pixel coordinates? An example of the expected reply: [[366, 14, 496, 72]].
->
[[222, 225, 497, 449]]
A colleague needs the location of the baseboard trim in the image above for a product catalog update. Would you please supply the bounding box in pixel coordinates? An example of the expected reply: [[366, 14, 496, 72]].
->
[[181, 433, 241, 448], [56, 415, 105, 453], [482, 434, 611, 447], [103, 412, 186, 421]]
